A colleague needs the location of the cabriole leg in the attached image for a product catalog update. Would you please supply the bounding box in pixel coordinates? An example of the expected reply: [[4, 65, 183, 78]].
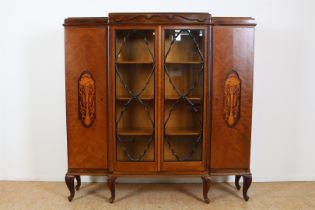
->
[[235, 175, 241, 190], [65, 174, 75, 202], [75, 175, 81, 191], [107, 176, 117, 203], [201, 176, 211, 204], [242, 174, 252, 201]]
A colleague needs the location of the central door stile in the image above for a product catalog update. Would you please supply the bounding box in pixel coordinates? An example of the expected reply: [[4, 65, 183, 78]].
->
[[159, 27, 166, 172], [157, 25, 163, 172]]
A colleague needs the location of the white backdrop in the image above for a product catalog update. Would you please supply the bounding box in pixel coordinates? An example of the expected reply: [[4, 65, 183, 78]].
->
[[0, 0, 314, 182]]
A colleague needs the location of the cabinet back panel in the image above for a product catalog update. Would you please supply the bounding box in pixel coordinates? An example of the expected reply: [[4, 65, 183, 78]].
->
[[65, 27, 107, 169], [116, 64, 155, 97], [164, 30, 204, 63], [211, 26, 254, 169], [164, 64, 203, 98], [116, 100, 154, 130], [115, 30, 155, 62]]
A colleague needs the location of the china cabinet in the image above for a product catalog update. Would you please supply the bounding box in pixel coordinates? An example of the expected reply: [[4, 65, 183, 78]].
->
[[64, 13, 256, 203]]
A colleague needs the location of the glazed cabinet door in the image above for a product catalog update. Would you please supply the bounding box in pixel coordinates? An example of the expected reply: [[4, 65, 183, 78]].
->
[[109, 27, 158, 172], [210, 26, 255, 172], [65, 24, 108, 170], [161, 27, 209, 171]]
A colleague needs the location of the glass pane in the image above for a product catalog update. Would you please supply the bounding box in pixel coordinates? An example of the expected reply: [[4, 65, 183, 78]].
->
[[164, 29, 204, 161], [115, 30, 155, 162]]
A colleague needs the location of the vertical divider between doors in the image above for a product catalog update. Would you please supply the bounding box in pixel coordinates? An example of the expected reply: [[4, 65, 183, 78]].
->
[[203, 26, 209, 170], [157, 25, 162, 172], [158, 26, 167, 171], [206, 25, 212, 171], [108, 26, 115, 171], [106, 23, 110, 171]]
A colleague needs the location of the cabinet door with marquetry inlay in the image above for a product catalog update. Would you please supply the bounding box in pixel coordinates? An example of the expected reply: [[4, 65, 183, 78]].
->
[[211, 26, 255, 171], [65, 24, 108, 170]]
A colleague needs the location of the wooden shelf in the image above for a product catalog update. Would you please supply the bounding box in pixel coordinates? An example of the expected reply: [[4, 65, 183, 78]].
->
[[165, 61, 202, 64], [117, 128, 200, 136], [116, 96, 201, 102], [117, 128, 153, 136], [116, 96, 154, 101], [165, 96, 202, 102], [165, 127, 200, 136], [116, 61, 154, 64]]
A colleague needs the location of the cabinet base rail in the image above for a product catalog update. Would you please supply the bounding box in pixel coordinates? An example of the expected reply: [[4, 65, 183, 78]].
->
[[65, 172, 252, 203]]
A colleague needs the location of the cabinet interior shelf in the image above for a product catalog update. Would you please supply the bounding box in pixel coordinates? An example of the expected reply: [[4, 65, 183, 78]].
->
[[164, 96, 202, 102], [165, 127, 200, 136], [116, 61, 154, 64], [165, 61, 202, 64], [116, 96, 154, 101], [117, 128, 153, 136], [117, 127, 200, 136], [116, 61, 201, 65], [116, 96, 202, 102]]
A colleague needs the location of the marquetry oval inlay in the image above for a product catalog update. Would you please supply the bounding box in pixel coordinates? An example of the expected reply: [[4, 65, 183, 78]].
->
[[78, 71, 96, 127], [224, 70, 241, 127]]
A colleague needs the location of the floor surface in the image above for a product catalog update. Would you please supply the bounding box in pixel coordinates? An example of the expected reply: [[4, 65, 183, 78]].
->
[[0, 181, 314, 210]]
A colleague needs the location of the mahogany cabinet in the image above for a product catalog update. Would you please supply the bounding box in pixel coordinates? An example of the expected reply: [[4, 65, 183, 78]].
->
[[63, 13, 256, 203]]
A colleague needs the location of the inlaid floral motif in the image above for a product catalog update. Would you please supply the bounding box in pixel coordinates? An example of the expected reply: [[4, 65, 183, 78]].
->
[[224, 70, 241, 127], [78, 71, 95, 127]]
